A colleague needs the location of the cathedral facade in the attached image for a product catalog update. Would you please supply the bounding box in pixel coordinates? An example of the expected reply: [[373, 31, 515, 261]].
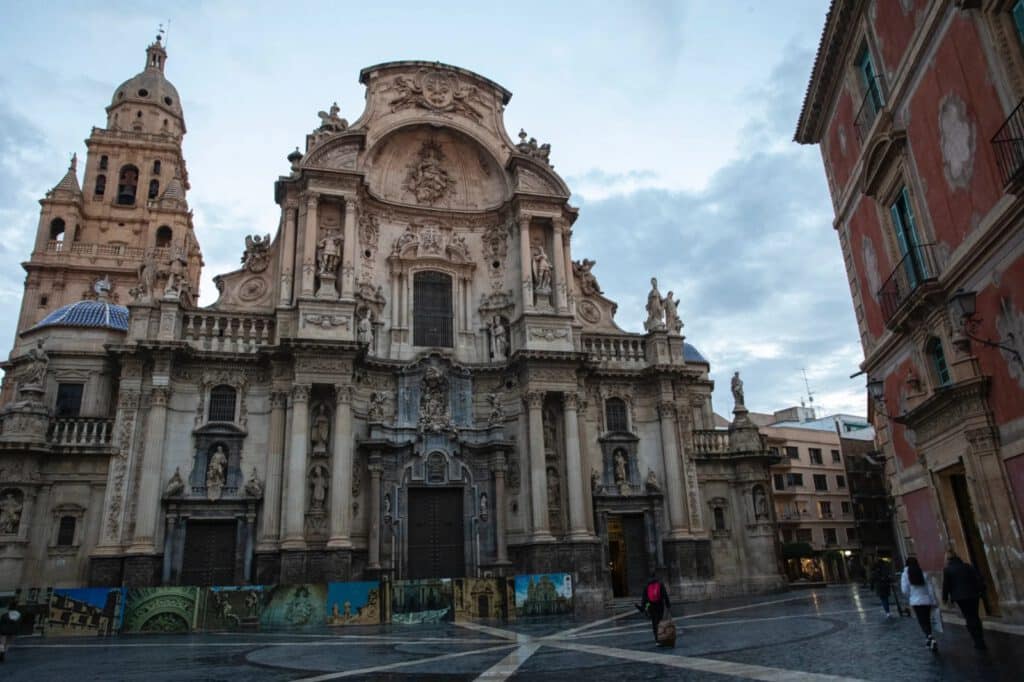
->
[[0, 38, 783, 609]]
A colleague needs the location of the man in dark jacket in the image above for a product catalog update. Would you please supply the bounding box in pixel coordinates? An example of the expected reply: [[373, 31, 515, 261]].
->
[[942, 550, 986, 651], [870, 559, 893, 618], [639, 573, 671, 645], [0, 599, 21, 663]]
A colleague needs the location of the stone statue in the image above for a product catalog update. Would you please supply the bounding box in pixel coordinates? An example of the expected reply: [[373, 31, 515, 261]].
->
[[164, 467, 185, 497], [418, 366, 451, 432], [311, 404, 330, 455], [486, 392, 504, 426], [645, 469, 661, 493], [489, 316, 507, 361], [572, 259, 602, 296], [613, 450, 628, 484], [531, 241, 552, 294], [206, 445, 228, 500], [0, 490, 24, 534], [310, 465, 328, 510], [384, 493, 392, 517], [22, 340, 48, 387], [163, 251, 188, 298], [731, 371, 745, 408], [317, 101, 348, 132], [357, 309, 374, 346], [644, 277, 666, 331], [591, 467, 602, 493], [241, 233, 271, 273], [367, 391, 386, 422], [133, 249, 158, 301], [479, 492, 489, 521], [662, 291, 682, 334], [245, 467, 264, 499], [753, 486, 769, 520], [316, 233, 342, 276]]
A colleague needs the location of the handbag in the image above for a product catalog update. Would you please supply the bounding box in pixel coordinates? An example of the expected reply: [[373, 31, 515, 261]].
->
[[656, 610, 677, 647], [930, 606, 943, 634]]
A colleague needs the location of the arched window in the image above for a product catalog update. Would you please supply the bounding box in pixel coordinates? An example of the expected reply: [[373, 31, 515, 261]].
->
[[99, 155, 108, 171], [152, 160, 161, 175], [94, 174, 106, 196], [117, 165, 139, 205], [57, 516, 76, 546], [49, 218, 66, 242], [605, 398, 628, 432], [155, 225, 173, 247], [148, 179, 160, 199], [927, 337, 951, 387], [413, 271, 453, 347], [208, 385, 237, 422]]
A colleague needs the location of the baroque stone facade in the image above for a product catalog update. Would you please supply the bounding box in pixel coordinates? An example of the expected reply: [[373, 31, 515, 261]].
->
[[0, 41, 784, 609]]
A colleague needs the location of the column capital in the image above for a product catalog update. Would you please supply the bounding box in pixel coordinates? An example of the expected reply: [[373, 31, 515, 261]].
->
[[657, 401, 676, 419], [518, 214, 533, 229], [150, 386, 171, 406], [561, 391, 581, 411], [291, 384, 311, 403], [270, 391, 290, 409], [524, 391, 545, 409], [305, 191, 320, 206], [490, 451, 507, 473], [552, 215, 567, 232], [344, 197, 358, 214], [368, 462, 384, 475], [334, 385, 353, 405]]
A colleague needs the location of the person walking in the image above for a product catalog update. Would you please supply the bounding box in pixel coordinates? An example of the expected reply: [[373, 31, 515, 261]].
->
[[0, 599, 21, 663], [942, 549, 987, 651], [639, 572, 672, 646], [901, 556, 939, 652], [871, 559, 893, 619]]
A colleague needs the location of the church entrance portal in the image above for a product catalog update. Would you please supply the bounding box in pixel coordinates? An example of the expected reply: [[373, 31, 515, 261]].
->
[[180, 520, 237, 586], [607, 514, 647, 597], [407, 487, 465, 579]]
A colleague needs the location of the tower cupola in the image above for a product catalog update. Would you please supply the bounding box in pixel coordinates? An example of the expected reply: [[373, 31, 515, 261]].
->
[[106, 34, 186, 137]]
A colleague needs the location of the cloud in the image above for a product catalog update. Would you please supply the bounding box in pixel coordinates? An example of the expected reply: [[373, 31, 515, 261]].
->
[[571, 44, 866, 417]]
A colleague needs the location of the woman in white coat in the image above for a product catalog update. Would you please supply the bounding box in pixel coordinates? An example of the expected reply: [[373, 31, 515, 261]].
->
[[902, 556, 939, 652]]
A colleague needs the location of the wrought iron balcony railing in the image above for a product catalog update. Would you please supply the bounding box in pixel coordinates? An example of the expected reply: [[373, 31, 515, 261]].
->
[[877, 242, 940, 324], [854, 75, 886, 142], [992, 96, 1024, 187]]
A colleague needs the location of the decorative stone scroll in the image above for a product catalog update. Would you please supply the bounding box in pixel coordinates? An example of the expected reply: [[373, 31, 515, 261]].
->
[[388, 68, 485, 122]]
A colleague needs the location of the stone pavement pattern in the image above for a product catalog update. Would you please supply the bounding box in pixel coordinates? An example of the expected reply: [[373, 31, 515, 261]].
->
[[2, 587, 1019, 681]]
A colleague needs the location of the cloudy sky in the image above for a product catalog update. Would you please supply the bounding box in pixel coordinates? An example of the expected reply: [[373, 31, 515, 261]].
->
[[0, 0, 865, 418]]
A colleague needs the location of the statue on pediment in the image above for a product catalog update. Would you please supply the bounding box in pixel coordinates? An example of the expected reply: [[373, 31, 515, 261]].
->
[[317, 102, 348, 132], [644, 277, 666, 331]]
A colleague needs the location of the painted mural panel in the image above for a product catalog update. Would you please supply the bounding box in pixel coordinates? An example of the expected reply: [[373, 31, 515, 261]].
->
[[202, 586, 263, 631], [0, 587, 53, 635], [514, 573, 573, 617], [453, 578, 508, 621], [123, 587, 201, 634], [260, 584, 327, 630], [326, 582, 381, 626], [48, 588, 124, 636], [391, 579, 453, 624]]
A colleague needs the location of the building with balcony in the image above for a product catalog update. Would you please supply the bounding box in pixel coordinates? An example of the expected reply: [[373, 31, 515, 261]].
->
[[0, 37, 785, 608], [758, 408, 866, 584], [796, 1, 1024, 623]]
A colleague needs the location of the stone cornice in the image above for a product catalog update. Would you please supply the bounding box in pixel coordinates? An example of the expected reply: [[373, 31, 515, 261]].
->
[[897, 376, 991, 445]]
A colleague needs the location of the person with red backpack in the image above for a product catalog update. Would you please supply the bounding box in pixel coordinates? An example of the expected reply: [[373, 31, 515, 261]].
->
[[639, 572, 672, 646]]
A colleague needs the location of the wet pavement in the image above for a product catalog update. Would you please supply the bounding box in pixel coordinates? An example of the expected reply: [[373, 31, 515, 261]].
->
[[1, 586, 1019, 681]]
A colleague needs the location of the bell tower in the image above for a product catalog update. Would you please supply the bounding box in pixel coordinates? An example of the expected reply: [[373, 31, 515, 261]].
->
[[13, 34, 203, 356]]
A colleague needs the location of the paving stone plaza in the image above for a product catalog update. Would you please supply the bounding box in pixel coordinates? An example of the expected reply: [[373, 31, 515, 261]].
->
[[2, 587, 1019, 681]]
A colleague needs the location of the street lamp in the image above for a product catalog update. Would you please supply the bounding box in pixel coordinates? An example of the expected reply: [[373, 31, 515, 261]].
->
[[867, 377, 885, 402], [947, 288, 1023, 366]]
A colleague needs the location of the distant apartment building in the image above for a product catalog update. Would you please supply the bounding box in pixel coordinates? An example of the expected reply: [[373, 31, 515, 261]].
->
[[840, 428, 900, 575], [753, 408, 872, 584]]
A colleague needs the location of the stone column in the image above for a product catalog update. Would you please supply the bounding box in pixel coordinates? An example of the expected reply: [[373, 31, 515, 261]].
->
[[551, 217, 568, 311], [282, 384, 310, 549], [258, 390, 288, 547], [300, 193, 319, 298], [658, 401, 688, 537], [341, 197, 357, 297], [279, 202, 298, 306], [130, 386, 170, 552], [491, 451, 510, 564], [562, 392, 590, 540], [518, 215, 533, 309], [368, 459, 383, 569], [390, 273, 400, 328], [328, 385, 354, 548], [525, 391, 553, 541], [561, 220, 575, 316]]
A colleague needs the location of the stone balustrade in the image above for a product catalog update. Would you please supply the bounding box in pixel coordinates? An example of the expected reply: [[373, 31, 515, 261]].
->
[[181, 312, 275, 353], [580, 334, 646, 364], [41, 241, 169, 264], [48, 417, 114, 447], [691, 429, 731, 455]]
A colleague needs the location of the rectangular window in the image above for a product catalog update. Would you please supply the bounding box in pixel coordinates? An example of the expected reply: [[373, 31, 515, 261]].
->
[[57, 516, 77, 546], [784, 446, 799, 460], [856, 46, 884, 116], [890, 186, 929, 287], [796, 528, 813, 543], [413, 271, 454, 348], [841, 501, 851, 514], [836, 475, 847, 489], [813, 474, 828, 492], [824, 528, 838, 546], [781, 529, 793, 544], [786, 473, 804, 487], [55, 383, 84, 418], [605, 399, 628, 432], [773, 474, 785, 491], [769, 446, 780, 456], [831, 449, 841, 463], [819, 501, 833, 519], [847, 527, 858, 543], [1014, 0, 1024, 47], [809, 448, 823, 464]]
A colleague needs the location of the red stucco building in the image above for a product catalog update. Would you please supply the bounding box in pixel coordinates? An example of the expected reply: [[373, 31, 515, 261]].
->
[[796, 0, 1024, 624]]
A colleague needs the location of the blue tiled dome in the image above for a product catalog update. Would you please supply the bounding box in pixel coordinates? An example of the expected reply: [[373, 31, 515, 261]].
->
[[32, 300, 129, 332], [683, 342, 708, 364]]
